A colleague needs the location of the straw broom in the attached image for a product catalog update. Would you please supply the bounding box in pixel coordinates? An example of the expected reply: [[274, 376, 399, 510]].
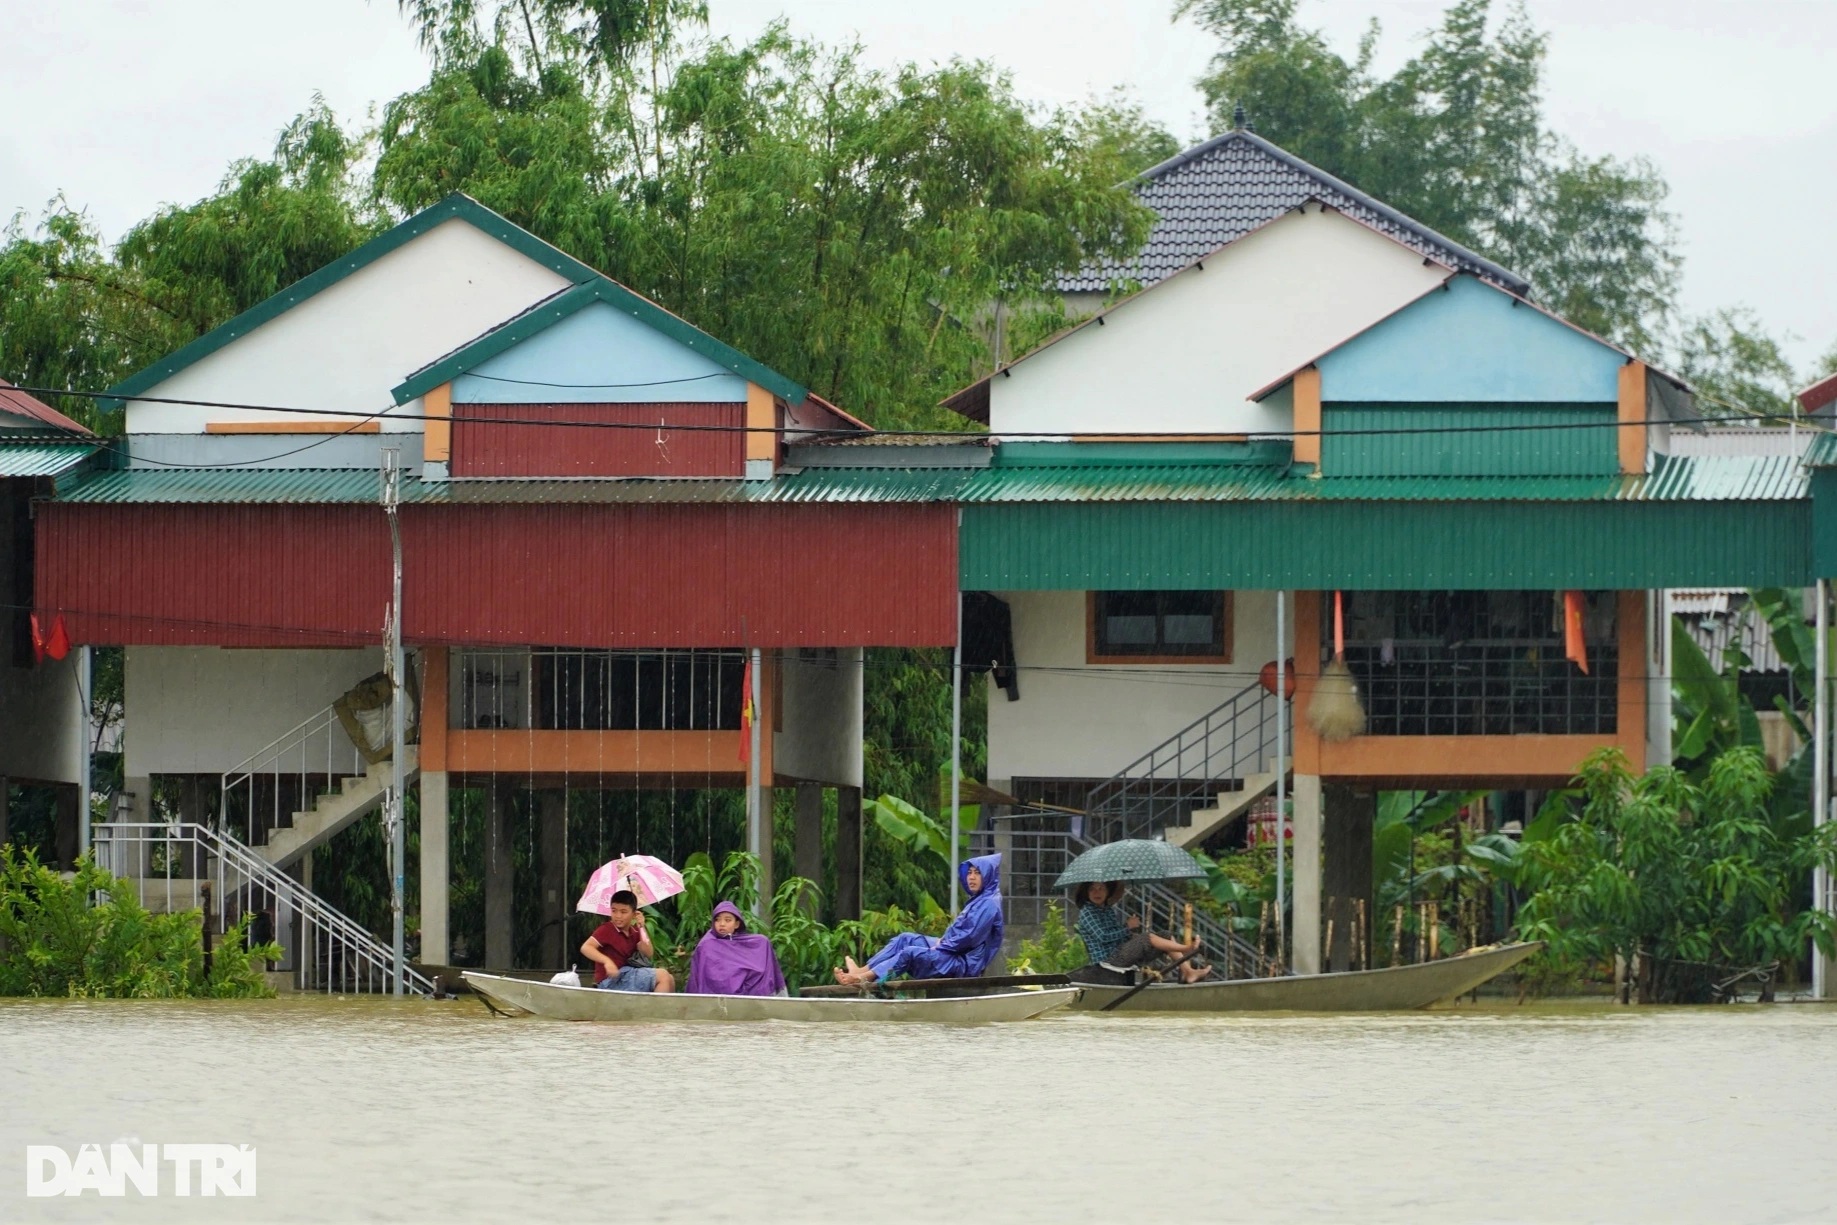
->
[[1307, 590, 1366, 741]]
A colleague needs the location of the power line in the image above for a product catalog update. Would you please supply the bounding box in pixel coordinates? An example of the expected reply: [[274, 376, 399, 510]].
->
[[9, 382, 1821, 443]]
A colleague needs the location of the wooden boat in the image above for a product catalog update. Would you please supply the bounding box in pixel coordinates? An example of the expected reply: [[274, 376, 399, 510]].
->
[[462, 971, 1079, 1023], [1069, 942, 1542, 1013]]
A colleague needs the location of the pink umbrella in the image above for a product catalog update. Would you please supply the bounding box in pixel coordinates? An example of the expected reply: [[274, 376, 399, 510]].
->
[[577, 855, 686, 913]]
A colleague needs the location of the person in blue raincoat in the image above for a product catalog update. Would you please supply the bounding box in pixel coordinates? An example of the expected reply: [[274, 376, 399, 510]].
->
[[834, 853, 1004, 986]]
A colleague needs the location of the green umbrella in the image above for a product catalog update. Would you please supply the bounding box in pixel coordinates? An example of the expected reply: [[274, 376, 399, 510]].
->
[[1052, 839, 1205, 889]]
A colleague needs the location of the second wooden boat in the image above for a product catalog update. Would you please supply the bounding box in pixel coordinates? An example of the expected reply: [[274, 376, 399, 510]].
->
[[463, 971, 1079, 1023], [1069, 942, 1542, 1013]]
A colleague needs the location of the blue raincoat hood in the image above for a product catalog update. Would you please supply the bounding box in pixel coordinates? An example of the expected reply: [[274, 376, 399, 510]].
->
[[960, 853, 1001, 898]]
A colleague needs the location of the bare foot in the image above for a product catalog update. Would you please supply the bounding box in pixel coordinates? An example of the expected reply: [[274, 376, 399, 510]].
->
[[844, 956, 864, 975]]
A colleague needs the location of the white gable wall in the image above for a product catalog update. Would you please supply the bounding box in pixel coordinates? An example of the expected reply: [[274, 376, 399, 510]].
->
[[126, 219, 575, 435], [988, 204, 1449, 436]]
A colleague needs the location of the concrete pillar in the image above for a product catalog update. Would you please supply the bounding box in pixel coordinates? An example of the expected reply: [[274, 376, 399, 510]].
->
[[419, 771, 450, 966], [538, 788, 568, 969], [1323, 783, 1376, 973], [1291, 774, 1323, 975], [484, 779, 514, 968], [793, 782, 823, 911], [836, 785, 863, 920]]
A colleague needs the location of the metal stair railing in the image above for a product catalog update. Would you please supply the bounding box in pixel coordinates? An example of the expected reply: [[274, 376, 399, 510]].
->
[[1083, 684, 1289, 842], [92, 821, 434, 996], [221, 702, 367, 849]]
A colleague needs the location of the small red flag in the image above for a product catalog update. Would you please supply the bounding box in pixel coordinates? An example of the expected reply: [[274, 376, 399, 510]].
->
[[30, 612, 70, 662], [738, 663, 754, 763]]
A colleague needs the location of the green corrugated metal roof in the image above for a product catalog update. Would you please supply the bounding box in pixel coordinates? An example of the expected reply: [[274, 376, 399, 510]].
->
[[1803, 431, 1837, 468], [0, 442, 100, 478], [53, 452, 1807, 506], [958, 453, 1806, 503]]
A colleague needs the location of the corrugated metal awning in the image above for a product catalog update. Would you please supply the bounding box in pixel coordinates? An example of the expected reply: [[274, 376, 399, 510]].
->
[[0, 442, 100, 479], [51, 451, 1810, 506]]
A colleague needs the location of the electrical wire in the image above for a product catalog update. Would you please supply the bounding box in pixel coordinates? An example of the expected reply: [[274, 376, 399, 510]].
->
[[6, 382, 1823, 443]]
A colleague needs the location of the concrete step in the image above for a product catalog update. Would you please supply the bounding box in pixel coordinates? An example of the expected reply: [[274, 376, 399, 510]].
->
[[261, 747, 416, 870], [1161, 764, 1286, 850]]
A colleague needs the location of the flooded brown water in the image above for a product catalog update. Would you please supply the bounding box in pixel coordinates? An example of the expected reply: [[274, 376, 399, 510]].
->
[[3, 995, 1834, 1223]]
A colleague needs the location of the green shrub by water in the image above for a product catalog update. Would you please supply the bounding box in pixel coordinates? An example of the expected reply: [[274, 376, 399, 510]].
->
[[0, 846, 281, 998]]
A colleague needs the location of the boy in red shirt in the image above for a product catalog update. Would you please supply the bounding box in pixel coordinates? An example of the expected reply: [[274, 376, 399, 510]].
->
[[580, 890, 675, 992]]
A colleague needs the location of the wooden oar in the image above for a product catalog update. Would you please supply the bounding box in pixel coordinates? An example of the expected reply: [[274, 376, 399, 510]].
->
[[1099, 946, 1203, 1012]]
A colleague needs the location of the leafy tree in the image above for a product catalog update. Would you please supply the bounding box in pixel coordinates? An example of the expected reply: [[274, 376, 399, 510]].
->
[[1675, 307, 1804, 420], [1514, 747, 1836, 1003], [1174, 0, 1680, 353]]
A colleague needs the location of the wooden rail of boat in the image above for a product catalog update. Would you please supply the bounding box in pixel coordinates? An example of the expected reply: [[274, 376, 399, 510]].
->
[[1069, 942, 1543, 1013], [462, 971, 1079, 1023], [799, 973, 1070, 998]]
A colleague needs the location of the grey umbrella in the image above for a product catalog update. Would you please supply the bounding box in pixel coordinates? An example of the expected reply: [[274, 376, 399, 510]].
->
[[1052, 839, 1205, 889]]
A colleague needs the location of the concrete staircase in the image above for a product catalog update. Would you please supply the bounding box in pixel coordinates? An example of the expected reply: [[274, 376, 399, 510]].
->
[[1160, 764, 1285, 849], [1086, 684, 1290, 845], [261, 746, 418, 870]]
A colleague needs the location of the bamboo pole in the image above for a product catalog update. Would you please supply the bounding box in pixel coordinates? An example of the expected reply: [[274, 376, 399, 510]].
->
[[1325, 917, 1335, 972], [1391, 904, 1403, 968], [1429, 901, 1441, 960], [1183, 902, 1193, 946], [1356, 898, 1368, 970]]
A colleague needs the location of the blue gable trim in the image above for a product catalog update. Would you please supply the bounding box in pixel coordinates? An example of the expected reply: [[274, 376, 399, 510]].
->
[[1317, 276, 1626, 403], [453, 301, 748, 404]]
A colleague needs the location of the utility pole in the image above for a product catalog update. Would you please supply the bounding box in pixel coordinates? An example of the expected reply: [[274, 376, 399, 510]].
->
[[950, 584, 963, 913], [1274, 591, 1287, 968], [382, 449, 407, 996]]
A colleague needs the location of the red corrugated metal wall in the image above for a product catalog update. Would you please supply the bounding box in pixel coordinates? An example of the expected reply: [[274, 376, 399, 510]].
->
[[36, 502, 956, 648], [451, 403, 745, 478], [35, 504, 390, 646], [400, 503, 956, 647]]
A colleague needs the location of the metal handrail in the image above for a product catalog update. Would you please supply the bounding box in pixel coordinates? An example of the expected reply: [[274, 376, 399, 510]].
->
[[92, 821, 433, 996], [221, 702, 365, 848], [1084, 684, 1289, 841]]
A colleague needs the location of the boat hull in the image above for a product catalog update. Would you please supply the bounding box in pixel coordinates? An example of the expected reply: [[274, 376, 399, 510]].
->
[[462, 972, 1079, 1023], [1070, 942, 1542, 1013]]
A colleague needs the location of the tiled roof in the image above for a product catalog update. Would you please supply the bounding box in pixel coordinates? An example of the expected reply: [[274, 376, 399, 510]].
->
[[1059, 130, 1528, 295]]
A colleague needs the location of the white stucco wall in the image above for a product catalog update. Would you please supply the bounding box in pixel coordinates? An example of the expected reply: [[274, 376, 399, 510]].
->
[[125, 219, 574, 434], [986, 590, 1291, 784], [0, 657, 85, 784], [987, 204, 1449, 436], [124, 647, 385, 776], [774, 648, 864, 788]]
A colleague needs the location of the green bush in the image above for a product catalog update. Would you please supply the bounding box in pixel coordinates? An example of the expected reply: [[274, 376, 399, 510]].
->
[[0, 846, 281, 999], [1008, 903, 1088, 974]]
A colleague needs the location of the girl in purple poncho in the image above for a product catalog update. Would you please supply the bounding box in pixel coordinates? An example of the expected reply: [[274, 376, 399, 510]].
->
[[685, 901, 788, 996]]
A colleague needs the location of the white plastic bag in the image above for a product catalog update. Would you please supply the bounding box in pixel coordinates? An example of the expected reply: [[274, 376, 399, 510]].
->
[[548, 970, 581, 988]]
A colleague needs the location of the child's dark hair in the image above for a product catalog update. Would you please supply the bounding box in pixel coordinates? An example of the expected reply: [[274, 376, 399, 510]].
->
[[610, 889, 639, 908]]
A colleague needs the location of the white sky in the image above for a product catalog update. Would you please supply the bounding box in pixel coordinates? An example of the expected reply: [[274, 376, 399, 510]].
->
[[3, 0, 1833, 374]]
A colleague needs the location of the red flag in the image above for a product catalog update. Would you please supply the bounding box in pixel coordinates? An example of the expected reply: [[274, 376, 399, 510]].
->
[[45, 613, 70, 661], [1564, 591, 1589, 675], [738, 662, 754, 763]]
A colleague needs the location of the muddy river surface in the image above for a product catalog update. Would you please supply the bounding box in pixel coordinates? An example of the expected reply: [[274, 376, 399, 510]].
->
[[3, 995, 1833, 1223]]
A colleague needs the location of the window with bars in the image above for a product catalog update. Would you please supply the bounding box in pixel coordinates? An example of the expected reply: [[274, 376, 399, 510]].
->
[[1334, 591, 1618, 736], [454, 649, 745, 730]]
